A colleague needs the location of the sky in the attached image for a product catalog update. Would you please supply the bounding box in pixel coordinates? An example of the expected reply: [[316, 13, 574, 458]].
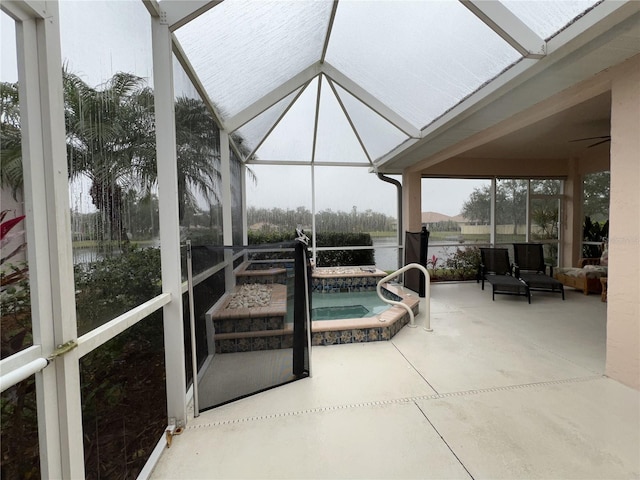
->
[[246, 165, 488, 217], [2, 4, 487, 218]]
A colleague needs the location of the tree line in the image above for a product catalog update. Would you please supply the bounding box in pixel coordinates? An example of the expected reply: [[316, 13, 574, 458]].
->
[[247, 205, 396, 234]]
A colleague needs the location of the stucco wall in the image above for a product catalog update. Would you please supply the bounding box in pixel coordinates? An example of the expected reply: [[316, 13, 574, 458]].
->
[[402, 172, 422, 233], [605, 55, 640, 390]]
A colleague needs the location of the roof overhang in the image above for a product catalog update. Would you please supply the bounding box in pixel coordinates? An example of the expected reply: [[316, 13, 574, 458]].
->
[[374, 1, 640, 174]]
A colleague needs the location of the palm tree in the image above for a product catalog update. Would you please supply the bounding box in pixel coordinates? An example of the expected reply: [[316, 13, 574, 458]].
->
[[0, 82, 23, 199], [64, 70, 156, 244], [171, 96, 221, 222], [3, 72, 254, 244]]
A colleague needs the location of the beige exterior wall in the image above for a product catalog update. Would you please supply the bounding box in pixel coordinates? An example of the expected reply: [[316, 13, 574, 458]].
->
[[402, 171, 422, 233], [605, 56, 640, 390], [461, 224, 528, 235]]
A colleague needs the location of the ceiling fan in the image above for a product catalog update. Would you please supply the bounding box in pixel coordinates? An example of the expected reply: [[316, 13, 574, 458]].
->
[[569, 135, 611, 148]]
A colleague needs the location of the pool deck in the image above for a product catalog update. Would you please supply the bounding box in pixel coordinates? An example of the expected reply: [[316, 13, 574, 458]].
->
[[151, 282, 639, 479]]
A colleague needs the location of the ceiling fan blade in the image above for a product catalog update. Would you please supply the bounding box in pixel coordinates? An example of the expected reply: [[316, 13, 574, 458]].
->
[[587, 138, 611, 148], [569, 135, 611, 143]]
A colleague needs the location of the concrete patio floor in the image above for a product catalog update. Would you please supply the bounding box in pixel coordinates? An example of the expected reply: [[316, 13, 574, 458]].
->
[[150, 282, 640, 479]]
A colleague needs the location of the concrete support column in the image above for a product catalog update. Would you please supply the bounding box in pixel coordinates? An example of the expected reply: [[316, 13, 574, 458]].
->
[[562, 157, 583, 267], [402, 171, 421, 233], [606, 56, 640, 390]]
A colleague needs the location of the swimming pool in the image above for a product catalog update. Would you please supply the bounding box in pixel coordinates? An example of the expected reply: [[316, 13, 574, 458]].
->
[[211, 262, 418, 352], [311, 291, 391, 320], [285, 289, 393, 323]]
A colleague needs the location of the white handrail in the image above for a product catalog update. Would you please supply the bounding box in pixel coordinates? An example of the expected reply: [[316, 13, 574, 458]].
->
[[0, 357, 49, 393], [376, 263, 432, 332]]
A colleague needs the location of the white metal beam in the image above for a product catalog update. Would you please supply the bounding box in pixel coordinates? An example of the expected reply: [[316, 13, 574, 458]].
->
[[461, 0, 546, 58], [245, 79, 311, 161], [321, 62, 421, 138], [15, 13, 64, 479], [0, 0, 47, 21], [310, 74, 323, 164], [226, 62, 322, 133], [220, 131, 236, 296], [77, 294, 171, 357], [220, 131, 233, 245], [244, 160, 371, 168], [152, 16, 188, 430], [241, 163, 248, 245], [157, 0, 221, 31], [33, 3, 85, 476], [320, 1, 339, 64], [172, 36, 226, 129], [327, 77, 373, 165]]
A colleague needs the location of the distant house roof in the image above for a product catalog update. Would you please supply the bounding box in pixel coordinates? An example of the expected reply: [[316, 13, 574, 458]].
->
[[421, 212, 469, 224], [421, 212, 454, 223], [450, 214, 469, 223]]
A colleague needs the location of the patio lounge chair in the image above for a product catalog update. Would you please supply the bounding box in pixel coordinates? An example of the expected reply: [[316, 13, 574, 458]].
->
[[513, 243, 565, 300], [480, 248, 530, 303]]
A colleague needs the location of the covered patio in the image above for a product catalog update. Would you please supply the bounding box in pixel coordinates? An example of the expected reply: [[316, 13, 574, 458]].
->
[[150, 282, 639, 479], [1, 1, 638, 479]]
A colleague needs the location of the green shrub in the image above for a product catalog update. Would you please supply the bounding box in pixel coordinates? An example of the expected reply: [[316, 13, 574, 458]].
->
[[445, 246, 480, 274], [247, 231, 375, 266], [74, 247, 162, 334]]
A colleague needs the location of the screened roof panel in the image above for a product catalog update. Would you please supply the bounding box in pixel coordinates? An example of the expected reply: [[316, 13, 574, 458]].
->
[[332, 81, 410, 162], [314, 76, 370, 164], [234, 86, 303, 155], [500, 0, 602, 41], [324, 0, 521, 130], [175, 0, 332, 119], [172, 0, 612, 169], [254, 78, 318, 162]]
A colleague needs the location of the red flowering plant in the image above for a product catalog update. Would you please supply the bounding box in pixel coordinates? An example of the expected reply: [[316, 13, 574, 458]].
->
[[0, 209, 29, 359]]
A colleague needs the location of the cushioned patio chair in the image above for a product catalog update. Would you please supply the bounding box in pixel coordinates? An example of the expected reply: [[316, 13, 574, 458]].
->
[[513, 243, 565, 300], [480, 248, 530, 303], [554, 257, 607, 295]]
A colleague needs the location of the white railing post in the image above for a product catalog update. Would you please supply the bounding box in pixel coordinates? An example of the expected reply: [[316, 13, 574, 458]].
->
[[376, 263, 432, 331]]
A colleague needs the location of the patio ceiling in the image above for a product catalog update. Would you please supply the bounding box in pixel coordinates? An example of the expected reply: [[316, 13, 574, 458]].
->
[[155, 0, 639, 173]]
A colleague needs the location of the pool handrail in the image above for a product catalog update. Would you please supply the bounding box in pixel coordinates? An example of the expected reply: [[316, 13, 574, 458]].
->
[[376, 263, 432, 332]]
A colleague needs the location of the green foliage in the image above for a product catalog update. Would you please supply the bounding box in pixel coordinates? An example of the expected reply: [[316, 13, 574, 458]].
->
[[80, 314, 166, 480], [428, 268, 478, 282], [247, 231, 375, 266], [247, 205, 395, 235], [317, 232, 375, 267], [530, 200, 559, 240], [582, 216, 609, 258], [462, 180, 528, 228], [1, 212, 38, 478], [445, 246, 481, 273], [583, 171, 610, 222], [0, 82, 23, 199], [461, 185, 492, 224], [247, 230, 297, 245], [74, 247, 162, 334], [428, 220, 461, 232], [73, 247, 166, 478]]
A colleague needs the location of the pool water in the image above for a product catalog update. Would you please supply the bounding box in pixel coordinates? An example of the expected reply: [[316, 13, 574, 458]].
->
[[287, 290, 391, 323]]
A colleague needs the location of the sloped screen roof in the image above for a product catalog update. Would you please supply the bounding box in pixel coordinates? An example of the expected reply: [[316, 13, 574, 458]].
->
[[174, 0, 601, 166], [176, 0, 332, 119]]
